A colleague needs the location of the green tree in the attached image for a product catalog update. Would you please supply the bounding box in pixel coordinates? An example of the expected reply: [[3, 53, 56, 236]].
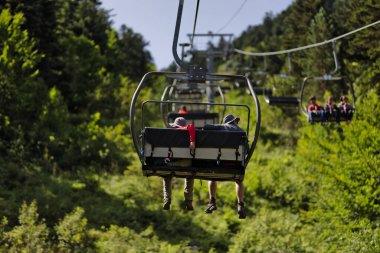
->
[[283, 0, 323, 48], [55, 207, 90, 252], [0, 9, 46, 158], [3, 201, 50, 252], [304, 8, 335, 76]]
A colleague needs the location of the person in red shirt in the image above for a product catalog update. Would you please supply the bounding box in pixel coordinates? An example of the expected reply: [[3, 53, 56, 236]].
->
[[163, 117, 195, 211], [307, 96, 325, 124], [178, 105, 188, 114]]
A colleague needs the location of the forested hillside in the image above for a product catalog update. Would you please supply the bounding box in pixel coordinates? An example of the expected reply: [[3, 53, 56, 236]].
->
[[0, 0, 379, 252]]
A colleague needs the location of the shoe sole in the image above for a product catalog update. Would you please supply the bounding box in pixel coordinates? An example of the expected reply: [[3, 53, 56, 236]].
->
[[204, 205, 217, 214], [163, 203, 171, 210], [238, 210, 246, 219]]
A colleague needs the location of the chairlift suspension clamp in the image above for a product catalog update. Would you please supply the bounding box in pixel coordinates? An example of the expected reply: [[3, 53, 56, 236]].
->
[[187, 66, 207, 83]]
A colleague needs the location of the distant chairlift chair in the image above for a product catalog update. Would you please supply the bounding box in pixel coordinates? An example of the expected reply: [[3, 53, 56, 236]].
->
[[299, 41, 356, 122], [263, 54, 300, 107]]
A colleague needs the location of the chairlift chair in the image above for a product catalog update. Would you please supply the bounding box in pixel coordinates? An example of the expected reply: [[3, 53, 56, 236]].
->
[[130, 0, 261, 182], [131, 71, 260, 181], [300, 41, 356, 123], [160, 82, 227, 125], [300, 75, 356, 123], [262, 54, 301, 107], [236, 56, 274, 96]]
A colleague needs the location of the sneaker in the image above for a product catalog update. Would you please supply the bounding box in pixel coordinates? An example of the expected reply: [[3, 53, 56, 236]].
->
[[163, 199, 171, 210], [185, 200, 194, 211], [238, 202, 246, 219], [204, 201, 217, 214]]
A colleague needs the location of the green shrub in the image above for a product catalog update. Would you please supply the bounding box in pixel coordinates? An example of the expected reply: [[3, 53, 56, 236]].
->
[[3, 201, 51, 252], [55, 207, 91, 252]]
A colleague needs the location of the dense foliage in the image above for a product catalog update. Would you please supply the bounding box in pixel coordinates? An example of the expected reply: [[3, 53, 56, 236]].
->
[[0, 0, 379, 252]]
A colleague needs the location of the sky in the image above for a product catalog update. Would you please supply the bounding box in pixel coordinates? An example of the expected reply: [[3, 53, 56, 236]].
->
[[101, 0, 294, 70]]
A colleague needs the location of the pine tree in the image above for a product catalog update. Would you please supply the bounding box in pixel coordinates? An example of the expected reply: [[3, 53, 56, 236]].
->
[[304, 7, 335, 76]]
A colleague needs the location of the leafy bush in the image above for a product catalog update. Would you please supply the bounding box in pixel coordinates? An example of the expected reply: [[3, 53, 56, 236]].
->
[[55, 207, 90, 252], [2, 201, 50, 252]]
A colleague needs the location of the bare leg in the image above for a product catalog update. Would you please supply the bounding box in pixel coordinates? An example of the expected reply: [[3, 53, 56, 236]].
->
[[205, 181, 217, 213], [162, 177, 172, 210], [184, 178, 194, 210], [184, 178, 194, 201], [163, 177, 172, 201], [208, 181, 217, 200], [235, 181, 244, 204], [236, 181, 246, 219]]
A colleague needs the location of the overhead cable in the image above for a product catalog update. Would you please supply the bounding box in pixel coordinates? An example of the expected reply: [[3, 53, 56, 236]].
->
[[216, 0, 248, 33], [234, 19, 380, 56]]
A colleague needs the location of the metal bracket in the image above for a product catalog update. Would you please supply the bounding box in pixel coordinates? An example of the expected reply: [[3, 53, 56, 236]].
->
[[187, 66, 207, 82], [216, 148, 222, 166]]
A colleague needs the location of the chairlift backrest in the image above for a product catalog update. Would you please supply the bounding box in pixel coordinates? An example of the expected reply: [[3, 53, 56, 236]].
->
[[168, 112, 219, 126]]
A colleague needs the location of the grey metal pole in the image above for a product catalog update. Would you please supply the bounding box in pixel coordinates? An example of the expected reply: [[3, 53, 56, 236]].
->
[[330, 40, 339, 75], [172, 0, 188, 71]]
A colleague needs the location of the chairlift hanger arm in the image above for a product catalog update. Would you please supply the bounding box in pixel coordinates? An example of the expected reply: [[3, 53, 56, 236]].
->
[[172, 0, 189, 71], [160, 85, 173, 126], [287, 53, 292, 75], [330, 40, 339, 75], [216, 85, 227, 122]]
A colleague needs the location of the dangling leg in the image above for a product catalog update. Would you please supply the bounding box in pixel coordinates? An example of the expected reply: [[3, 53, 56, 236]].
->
[[347, 110, 353, 124], [184, 178, 194, 210], [335, 110, 340, 124], [236, 181, 246, 219], [342, 110, 350, 124], [163, 177, 172, 210], [205, 181, 217, 213], [320, 111, 326, 125], [308, 112, 315, 124]]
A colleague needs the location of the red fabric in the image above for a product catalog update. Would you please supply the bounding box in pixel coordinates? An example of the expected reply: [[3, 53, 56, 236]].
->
[[307, 103, 323, 112], [175, 124, 195, 143], [178, 109, 188, 114]]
